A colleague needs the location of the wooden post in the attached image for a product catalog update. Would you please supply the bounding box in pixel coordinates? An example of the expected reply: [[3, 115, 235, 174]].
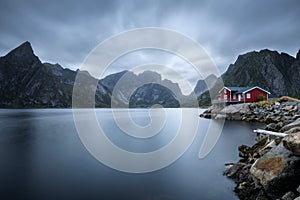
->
[[253, 129, 287, 137]]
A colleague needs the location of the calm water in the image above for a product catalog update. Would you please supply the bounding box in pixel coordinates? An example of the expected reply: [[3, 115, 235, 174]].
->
[[0, 109, 263, 200]]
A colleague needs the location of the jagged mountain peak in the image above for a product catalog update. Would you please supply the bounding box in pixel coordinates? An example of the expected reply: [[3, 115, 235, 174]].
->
[[138, 70, 161, 79], [19, 41, 32, 48], [43, 62, 63, 68], [297, 49, 300, 60], [236, 49, 277, 60], [7, 41, 34, 56], [259, 49, 278, 54], [238, 49, 295, 60], [4, 41, 40, 64]]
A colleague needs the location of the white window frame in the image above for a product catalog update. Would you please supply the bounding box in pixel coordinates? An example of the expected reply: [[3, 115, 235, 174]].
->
[[224, 95, 227, 100], [224, 89, 227, 94], [246, 93, 251, 99]]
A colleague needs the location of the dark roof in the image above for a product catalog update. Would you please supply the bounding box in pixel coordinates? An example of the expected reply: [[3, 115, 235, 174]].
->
[[225, 87, 253, 94], [222, 86, 271, 94]]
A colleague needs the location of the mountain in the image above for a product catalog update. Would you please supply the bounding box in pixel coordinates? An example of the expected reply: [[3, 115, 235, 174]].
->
[[0, 42, 75, 107], [222, 49, 300, 98], [0, 42, 185, 108], [0, 41, 117, 108], [99, 70, 184, 108], [197, 49, 300, 106], [5, 41, 297, 108], [129, 83, 180, 108], [193, 74, 217, 96]]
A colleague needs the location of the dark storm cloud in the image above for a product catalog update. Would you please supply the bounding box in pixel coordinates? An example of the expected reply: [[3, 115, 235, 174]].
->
[[0, 0, 120, 68], [0, 0, 299, 87]]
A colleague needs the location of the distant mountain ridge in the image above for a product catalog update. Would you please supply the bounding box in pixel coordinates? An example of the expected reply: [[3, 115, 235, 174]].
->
[[0, 42, 187, 108], [193, 74, 217, 96], [1, 41, 299, 108]]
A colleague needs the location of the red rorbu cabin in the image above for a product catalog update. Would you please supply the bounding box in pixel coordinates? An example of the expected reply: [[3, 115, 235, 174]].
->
[[219, 86, 270, 103]]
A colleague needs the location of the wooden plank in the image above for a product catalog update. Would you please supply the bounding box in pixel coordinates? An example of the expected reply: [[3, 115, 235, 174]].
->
[[253, 129, 287, 137]]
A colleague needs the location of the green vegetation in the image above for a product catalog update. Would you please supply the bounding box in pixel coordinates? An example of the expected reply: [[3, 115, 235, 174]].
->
[[257, 94, 266, 102], [258, 96, 299, 107]]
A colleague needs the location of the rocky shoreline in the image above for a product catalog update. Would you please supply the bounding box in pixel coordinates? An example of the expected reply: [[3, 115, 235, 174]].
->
[[200, 98, 300, 200]]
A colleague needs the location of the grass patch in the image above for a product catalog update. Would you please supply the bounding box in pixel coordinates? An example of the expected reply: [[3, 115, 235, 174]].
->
[[257, 96, 299, 107]]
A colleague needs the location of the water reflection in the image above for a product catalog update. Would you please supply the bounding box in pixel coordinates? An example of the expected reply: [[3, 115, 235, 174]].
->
[[0, 110, 36, 199], [0, 109, 264, 200]]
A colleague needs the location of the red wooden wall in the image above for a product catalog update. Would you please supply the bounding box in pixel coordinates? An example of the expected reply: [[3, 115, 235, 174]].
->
[[244, 88, 268, 103], [220, 88, 231, 101]]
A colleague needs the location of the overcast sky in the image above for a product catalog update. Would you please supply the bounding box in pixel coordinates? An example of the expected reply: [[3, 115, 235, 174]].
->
[[0, 0, 299, 88]]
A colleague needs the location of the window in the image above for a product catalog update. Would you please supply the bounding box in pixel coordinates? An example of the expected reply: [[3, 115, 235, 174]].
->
[[246, 93, 251, 99], [224, 89, 227, 94], [233, 94, 236, 99], [224, 95, 227, 100]]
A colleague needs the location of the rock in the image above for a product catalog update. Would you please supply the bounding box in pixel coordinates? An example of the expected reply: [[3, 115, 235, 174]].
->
[[217, 100, 300, 199], [274, 116, 282, 123], [277, 121, 284, 127], [265, 115, 275, 124], [292, 115, 300, 120], [253, 135, 269, 149], [281, 115, 290, 121], [285, 126, 300, 134], [215, 114, 226, 119], [274, 137, 282, 145], [281, 191, 295, 200], [275, 102, 281, 106], [230, 114, 242, 121], [276, 122, 284, 131], [237, 182, 248, 190], [200, 113, 211, 119], [297, 103, 300, 110], [224, 162, 245, 178], [294, 197, 300, 200], [238, 145, 252, 159], [204, 105, 215, 113], [251, 156, 285, 186], [265, 123, 277, 131], [241, 116, 247, 121], [274, 110, 281, 116], [248, 116, 258, 122], [281, 118, 300, 132], [225, 130, 300, 199], [255, 192, 269, 200], [282, 101, 297, 106], [297, 185, 300, 193], [282, 132, 300, 156], [284, 105, 293, 111], [250, 143, 300, 198], [283, 119, 296, 126]]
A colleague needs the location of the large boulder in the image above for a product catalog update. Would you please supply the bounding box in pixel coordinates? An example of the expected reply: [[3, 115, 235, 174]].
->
[[250, 143, 300, 198], [285, 126, 300, 134], [280, 118, 300, 132], [220, 103, 249, 114], [281, 191, 296, 200], [283, 132, 300, 156]]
